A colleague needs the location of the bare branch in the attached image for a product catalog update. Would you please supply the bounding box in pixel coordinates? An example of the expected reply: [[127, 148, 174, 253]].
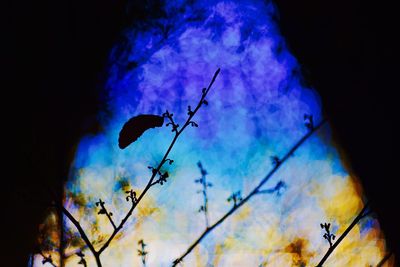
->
[[97, 68, 221, 256], [61, 206, 102, 266], [172, 119, 327, 266], [255, 181, 285, 195], [61, 68, 220, 266], [376, 251, 393, 267], [76, 251, 87, 267], [316, 202, 370, 267], [227, 191, 242, 207], [96, 199, 117, 230], [137, 239, 148, 267], [39, 252, 57, 267], [195, 161, 211, 228], [320, 222, 335, 248]]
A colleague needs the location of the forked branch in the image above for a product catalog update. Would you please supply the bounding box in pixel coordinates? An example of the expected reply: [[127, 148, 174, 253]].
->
[[60, 69, 220, 267]]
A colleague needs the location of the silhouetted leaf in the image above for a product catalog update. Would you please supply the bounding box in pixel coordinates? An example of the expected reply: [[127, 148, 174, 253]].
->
[[98, 208, 106, 215], [118, 114, 164, 149]]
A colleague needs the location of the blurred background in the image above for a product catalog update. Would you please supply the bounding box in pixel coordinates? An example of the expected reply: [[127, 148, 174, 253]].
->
[[4, 0, 398, 265]]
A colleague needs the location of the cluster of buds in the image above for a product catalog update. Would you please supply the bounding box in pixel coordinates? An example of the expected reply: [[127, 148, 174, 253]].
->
[[76, 251, 86, 266], [227, 191, 243, 207], [163, 110, 179, 133], [270, 155, 281, 166], [95, 199, 116, 229], [320, 222, 336, 247], [195, 163, 213, 214], [41, 254, 53, 265], [148, 166, 169, 185], [125, 189, 137, 203], [137, 239, 148, 266], [95, 199, 112, 216]]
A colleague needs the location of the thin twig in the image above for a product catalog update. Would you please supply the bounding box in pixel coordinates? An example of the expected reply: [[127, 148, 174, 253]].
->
[[39, 252, 57, 267], [196, 162, 211, 228], [96, 199, 117, 230], [256, 181, 285, 195], [57, 199, 64, 267], [320, 222, 335, 248], [138, 239, 148, 267], [98, 68, 220, 255], [172, 119, 327, 266], [61, 207, 102, 266], [61, 69, 220, 266], [376, 251, 393, 267], [76, 251, 87, 267], [316, 202, 370, 267]]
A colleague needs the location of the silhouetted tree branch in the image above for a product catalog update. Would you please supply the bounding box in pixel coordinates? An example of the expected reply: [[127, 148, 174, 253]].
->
[[316, 202, 370, 267], [76, 251, 87, 267], [320, 222, 335, 248], [137, 239, 148, 267], [59, 69, 220, 266], [172, 118, 327, 266], [61, 206, 101, 266], [256, 180, 286, 195], [227, 190, 243, 208], [39, 252, 57, 267], [376, 251, 393, 267], [195, 162, 212, 228], [96, 199, 116, 230]]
